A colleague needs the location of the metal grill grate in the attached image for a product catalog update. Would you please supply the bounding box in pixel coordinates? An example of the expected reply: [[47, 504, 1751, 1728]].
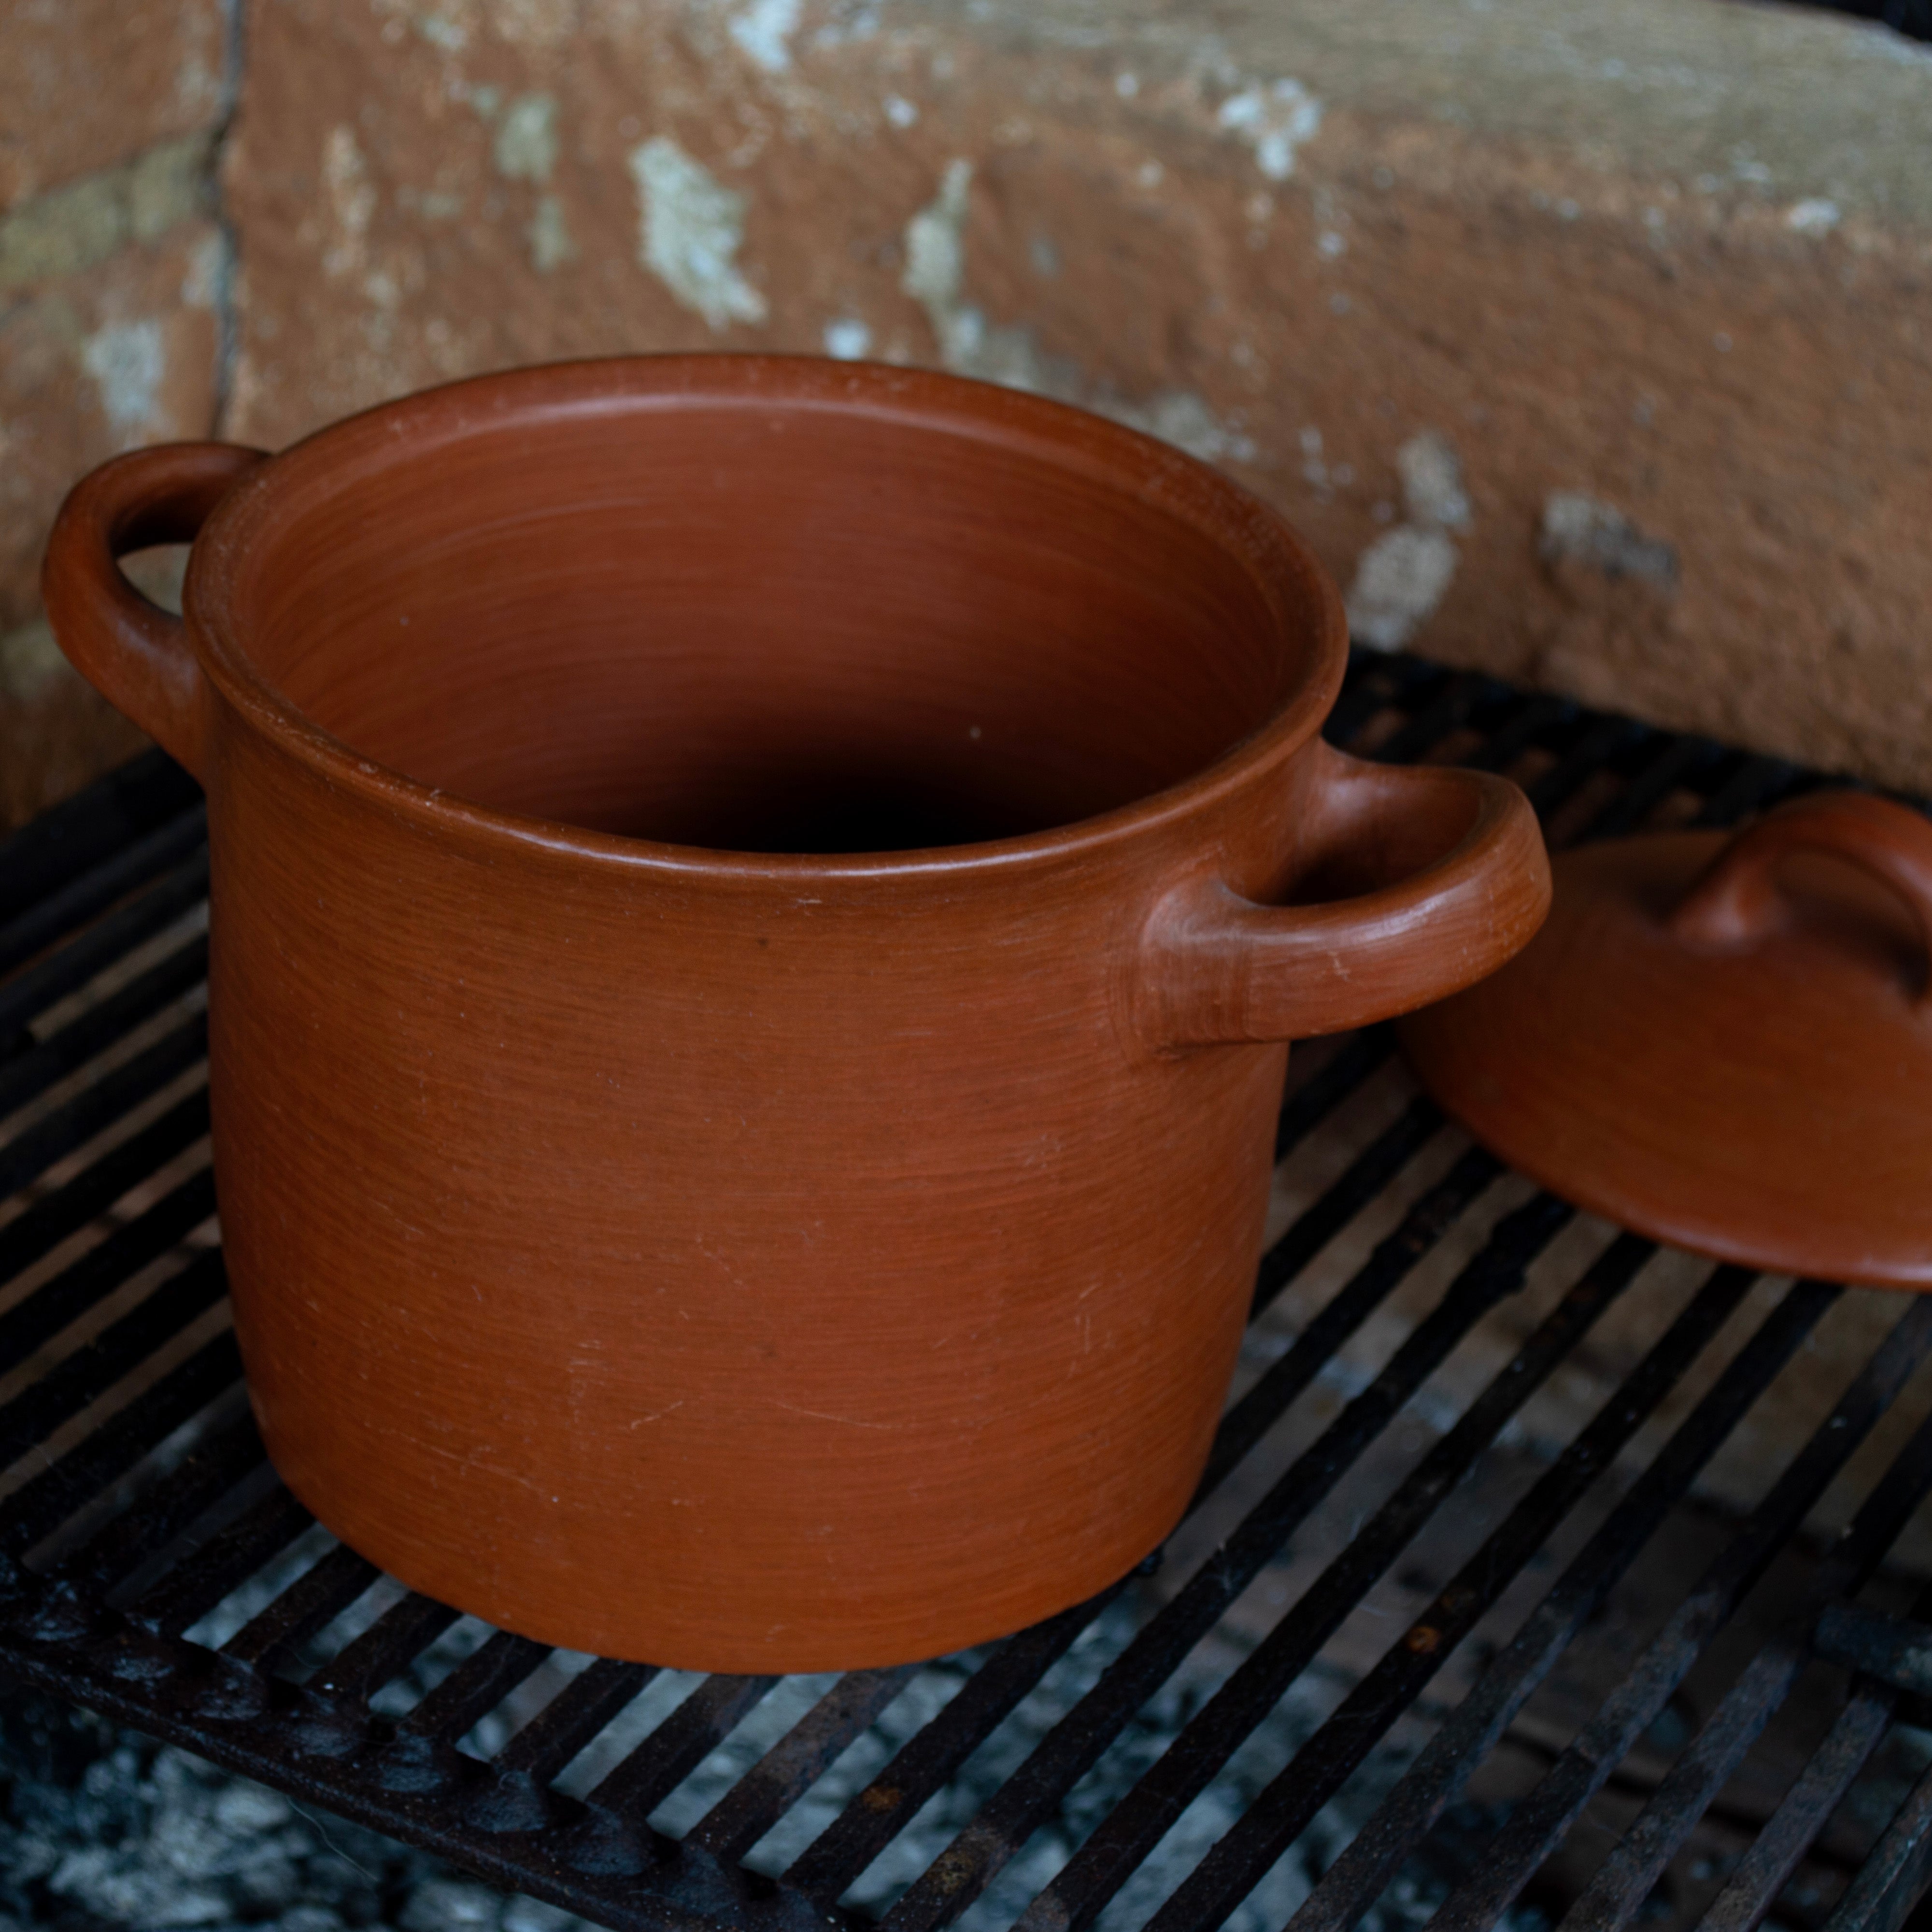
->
[[5, 651, 1932, 1932]]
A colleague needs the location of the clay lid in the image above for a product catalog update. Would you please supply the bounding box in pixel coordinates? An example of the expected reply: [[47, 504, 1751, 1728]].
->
[[1399, 790, 1932, 1288]]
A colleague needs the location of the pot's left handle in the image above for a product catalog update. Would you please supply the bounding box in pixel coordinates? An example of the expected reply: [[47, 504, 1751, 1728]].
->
[[42, 442, 269, 783], [1138, 739, 1551, 1048]]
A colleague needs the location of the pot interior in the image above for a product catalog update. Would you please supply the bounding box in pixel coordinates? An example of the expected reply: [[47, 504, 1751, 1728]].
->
[[217, 387, 1314, 852]]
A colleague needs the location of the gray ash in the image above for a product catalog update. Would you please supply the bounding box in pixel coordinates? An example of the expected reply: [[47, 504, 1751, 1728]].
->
[[0, 1684, 582, 1932]]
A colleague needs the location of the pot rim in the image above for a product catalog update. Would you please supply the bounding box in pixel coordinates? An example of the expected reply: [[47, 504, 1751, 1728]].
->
[[185, 354, 1349, 880]]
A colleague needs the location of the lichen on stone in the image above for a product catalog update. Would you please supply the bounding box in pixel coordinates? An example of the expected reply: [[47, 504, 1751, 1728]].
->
[[627, 136, 767, 329], [320, 126, 376, 281], [1348, 431, 1473, 649], [900, 160, 1255, 463], [730, 0, 805, 73], [1216, 77, 1324, 181], [901, 157, 975, 348], [1540, 491, 1678, 586], [1396, 430, 1472, 532], [823, 316, 872, 358], [526, 195, 576, 273], [1101, 391, 1257, 465], [493, 95, 559, 185], [0, 135, 214, 294], [82, 319, 168, 440], [1347, 526, 1461, 651]]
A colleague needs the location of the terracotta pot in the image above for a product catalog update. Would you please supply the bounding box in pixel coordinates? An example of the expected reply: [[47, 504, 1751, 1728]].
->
[[43, 358, 1548, 1670]]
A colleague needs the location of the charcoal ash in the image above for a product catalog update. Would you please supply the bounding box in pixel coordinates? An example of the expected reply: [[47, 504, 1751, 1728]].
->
[[0, 1595, 1521, 1932], [0, 1681, 586, 1932]]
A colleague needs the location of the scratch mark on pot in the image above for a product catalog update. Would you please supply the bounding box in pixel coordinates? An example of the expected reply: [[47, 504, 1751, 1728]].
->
[[772, 1400, 900, 1430], [410, 1436, 548, 1496], [630, 1401, 686, 1428]]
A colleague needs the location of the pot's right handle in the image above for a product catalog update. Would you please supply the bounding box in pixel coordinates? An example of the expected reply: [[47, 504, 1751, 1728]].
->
[[42, 442, 268, 782], [1669, 790, 1932, 1004], [1137, 740, 1551, 1048]]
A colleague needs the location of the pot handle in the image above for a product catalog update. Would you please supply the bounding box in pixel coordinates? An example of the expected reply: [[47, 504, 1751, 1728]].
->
[[1138, 740, 1551, 1047], [1669, 790, 1932, 1003], [41, 442, 269, 783]]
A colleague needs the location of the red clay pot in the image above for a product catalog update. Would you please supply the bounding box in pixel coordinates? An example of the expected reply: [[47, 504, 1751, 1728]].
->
[[43, 358, 1548, 1670]]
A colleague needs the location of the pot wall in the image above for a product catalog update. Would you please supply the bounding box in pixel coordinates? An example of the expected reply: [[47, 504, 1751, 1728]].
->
[[204, 696, 1317, 1668]]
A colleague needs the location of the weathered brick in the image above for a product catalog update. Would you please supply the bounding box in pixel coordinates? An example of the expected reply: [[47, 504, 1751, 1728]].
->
[[0, 219, 225, 629], [0, 0, 228, 212], [222, 0, 1932, 792], [0, 133, 218, 293], [0, 216, 223, 827], [0, 0, 235, 827]]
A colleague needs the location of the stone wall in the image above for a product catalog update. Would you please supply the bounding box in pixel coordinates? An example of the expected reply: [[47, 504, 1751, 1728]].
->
[[0, 0, 232, 825], [4, 0, 1931, 828]]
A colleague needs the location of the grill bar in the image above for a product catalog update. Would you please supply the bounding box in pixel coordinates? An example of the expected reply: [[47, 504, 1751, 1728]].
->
[[1253, 1096, 1456, 1317], [220, 1541, 384, 1672], [1, 1333, 245, 1562], [135, 1483, 315, 1637], [0, 1087, 210, 1281], [0, 750, 200, 920], [0, 1009, 208, 1199], [0, 804, 206, 982], [1424, 1295, 1932, 1932], [0, 848, 208, 1044], [0, 932, 208, 1119], [1215, 1139, 1496, 1494], [1557, 1406, 1932, 1932], [402, 1630, 554, 1744], [592, 1676, 783, 1824], [497, 1659, 662, 1784], [51, 1409, 265, 1597], [1030, 1250, 1755, 1932], [313, 1593, 466, 1705], [1283, 1275, 1843, 1932], [1271, 1028, 1395, 1163], [0, 1165, 216, 1369], [1147, 1278, 1899, 1932], [4, 654, 1931, 1932], [0, 1246, 228, 1468], [787, 1594, 1109, 1901], [692, 1667, 924, 1864], [1815, 1604, 1932, 1697], [876, 1195, 1577, 1932], [1818, 1748, 1932, 1932], [1697, 1680, 1899, 1932]]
